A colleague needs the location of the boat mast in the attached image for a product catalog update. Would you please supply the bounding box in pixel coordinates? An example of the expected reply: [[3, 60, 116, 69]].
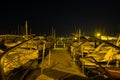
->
[[78, 28, 81, 42], [25, 20, 28, 40], [18, 24, 19, 35]]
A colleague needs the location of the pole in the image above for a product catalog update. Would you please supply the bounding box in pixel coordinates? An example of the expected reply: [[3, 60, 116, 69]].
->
[[41, 43, 45, 73], [25, 20, 28, 40], [81, 44, 84, 73], [48, 50, 51, 66]]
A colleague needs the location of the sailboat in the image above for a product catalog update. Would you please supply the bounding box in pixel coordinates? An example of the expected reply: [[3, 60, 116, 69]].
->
[[82, 35, 120, 79]]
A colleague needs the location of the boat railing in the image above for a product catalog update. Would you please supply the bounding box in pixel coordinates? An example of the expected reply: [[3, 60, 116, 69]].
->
[[90, 36, 120, 50], [83, 56, 112, 78]]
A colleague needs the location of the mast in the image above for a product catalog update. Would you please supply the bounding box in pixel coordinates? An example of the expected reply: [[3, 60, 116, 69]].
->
[[25, 20, 28, 40], [52, 27, 56, 39], [78, 28, 81, 42], [18, 24, 19, 35]]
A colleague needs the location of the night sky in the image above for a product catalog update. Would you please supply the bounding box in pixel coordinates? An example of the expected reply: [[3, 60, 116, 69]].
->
[[0, 0, 120, 36]]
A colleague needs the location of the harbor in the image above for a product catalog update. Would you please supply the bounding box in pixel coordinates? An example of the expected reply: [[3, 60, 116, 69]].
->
[[1, 0, 120, 80], [0, 28, 120, 80]]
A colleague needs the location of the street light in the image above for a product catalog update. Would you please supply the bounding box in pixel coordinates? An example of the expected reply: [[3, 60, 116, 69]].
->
[[96, 33, 101, 37]]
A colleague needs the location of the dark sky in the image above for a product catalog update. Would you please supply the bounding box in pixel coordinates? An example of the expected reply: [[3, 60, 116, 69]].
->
[[0, 0, 120, 36]]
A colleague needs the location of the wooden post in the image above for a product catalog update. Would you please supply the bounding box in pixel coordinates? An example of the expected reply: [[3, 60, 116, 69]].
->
[[63, 44, 65, 48], [54, 43, 56, 48], [116, 60, 119, 68], [41, 43, 45, 73], [48, 50, 51, 66], [81, 44, 84, 73]]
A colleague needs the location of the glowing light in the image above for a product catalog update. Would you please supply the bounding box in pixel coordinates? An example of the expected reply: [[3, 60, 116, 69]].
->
[[96, 33, 101, 37], [74, 37, 77, 40]]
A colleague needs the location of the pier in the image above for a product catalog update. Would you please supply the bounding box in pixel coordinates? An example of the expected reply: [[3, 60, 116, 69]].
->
[[0, 35, 120, 80]]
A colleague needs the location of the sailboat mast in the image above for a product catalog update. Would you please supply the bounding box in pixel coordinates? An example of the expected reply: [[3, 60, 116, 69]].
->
[[18, 24, 19, 35], [78, 28, 81, 42], [25, 20, 28, 40]]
